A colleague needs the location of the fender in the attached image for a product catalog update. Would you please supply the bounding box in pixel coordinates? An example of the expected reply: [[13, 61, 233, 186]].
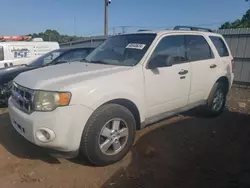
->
[[72, 84, 146, 123], [205, 70, 232, 100]]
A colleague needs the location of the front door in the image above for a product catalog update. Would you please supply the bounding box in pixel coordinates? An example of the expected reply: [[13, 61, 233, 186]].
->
[[144, 35, 191, 118]]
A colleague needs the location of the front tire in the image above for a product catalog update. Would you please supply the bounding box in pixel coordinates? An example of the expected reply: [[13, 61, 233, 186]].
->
[[80, 103, 136, 166]]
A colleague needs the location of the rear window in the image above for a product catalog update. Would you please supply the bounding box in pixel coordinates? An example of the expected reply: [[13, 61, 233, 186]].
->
[[0, 46, 4, 61], [209, 36, 229, 57]]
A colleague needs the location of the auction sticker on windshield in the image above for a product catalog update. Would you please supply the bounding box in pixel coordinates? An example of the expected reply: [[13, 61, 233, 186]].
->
[[126, 43, 146, 50]]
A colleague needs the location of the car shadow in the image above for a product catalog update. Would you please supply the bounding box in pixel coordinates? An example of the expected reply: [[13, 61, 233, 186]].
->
[[0, 109, 107, 166], [0, 110, 61, 164], [101, 110, 250, 188]]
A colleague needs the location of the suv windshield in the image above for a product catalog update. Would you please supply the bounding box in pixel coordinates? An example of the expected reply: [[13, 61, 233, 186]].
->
[[29, 49, 68, 67], [84, 34, 156, 66]]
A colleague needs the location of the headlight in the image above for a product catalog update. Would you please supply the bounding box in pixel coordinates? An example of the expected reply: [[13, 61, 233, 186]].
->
[[33, 91, 71, 111]]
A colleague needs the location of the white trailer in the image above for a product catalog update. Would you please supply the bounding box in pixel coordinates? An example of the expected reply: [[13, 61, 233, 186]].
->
[[0, 38, 59, 68]]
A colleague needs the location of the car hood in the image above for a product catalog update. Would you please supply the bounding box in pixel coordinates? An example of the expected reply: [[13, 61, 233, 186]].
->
[[14, 61, 131, 90]]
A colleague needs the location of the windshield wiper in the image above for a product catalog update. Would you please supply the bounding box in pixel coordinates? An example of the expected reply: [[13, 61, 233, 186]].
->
[[80, 59, 109, 65], [80, 58, 89, 62], [88, 60, 109, 65]]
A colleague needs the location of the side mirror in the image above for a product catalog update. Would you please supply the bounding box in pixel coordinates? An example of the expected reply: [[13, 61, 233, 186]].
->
[[148, 55, 173, 69]]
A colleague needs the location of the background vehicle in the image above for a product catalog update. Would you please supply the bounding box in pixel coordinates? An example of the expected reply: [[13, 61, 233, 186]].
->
[[8, 26, 234, 166], [0, 47, 95, 106], [0, 38, 59, 68]]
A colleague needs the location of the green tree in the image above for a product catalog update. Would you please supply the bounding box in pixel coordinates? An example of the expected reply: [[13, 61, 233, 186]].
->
[[29, 29, 84, 43], [220, 9, 250, 29]]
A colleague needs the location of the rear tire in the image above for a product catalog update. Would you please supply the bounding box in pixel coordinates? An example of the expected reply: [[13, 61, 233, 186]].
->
[[80, 103, 136, 166], [202, 82, 227, 117]]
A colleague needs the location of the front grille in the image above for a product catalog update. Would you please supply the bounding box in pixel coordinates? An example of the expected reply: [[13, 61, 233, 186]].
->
[[11, 82, 34, 114]]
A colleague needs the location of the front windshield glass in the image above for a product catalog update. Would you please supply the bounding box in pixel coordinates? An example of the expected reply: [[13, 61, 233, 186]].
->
[[29, 49, 68, 67], [85, 34, 156, 66]]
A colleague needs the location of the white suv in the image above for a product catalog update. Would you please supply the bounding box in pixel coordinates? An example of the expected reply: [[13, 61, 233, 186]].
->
[[8, 26, 234, 166]]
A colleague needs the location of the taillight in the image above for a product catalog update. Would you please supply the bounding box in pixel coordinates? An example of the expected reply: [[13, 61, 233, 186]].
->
[[231, 58, 234, 73]]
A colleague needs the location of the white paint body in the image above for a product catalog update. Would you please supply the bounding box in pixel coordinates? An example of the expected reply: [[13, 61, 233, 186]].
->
[[8, 30, 234, 152], [0, 40, 59, 68]]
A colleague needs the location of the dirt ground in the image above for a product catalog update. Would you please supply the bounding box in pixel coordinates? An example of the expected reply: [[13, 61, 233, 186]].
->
[[0, 87, 250, 188]]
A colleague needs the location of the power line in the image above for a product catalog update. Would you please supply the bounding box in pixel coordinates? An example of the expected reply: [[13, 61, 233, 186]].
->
[[112, 22, 225, 30], [75, 21, 226, 37]]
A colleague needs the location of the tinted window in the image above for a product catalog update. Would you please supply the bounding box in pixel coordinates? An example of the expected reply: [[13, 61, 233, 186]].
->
[[88, 48, 95, 54], [209, 36, 229, 57], [85, 34, 156, 66], [150, 35, 186, 65], [54, 51, 72, 62], [70, 49, 90, 61], [29, 49, 68, 67], [52, 49, 91, 64], [186, 35, 213, 61]]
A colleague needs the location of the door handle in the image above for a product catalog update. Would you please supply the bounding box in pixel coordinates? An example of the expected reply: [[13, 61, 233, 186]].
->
[[178, 70, 188, 75], [210, 64, 217, 69]]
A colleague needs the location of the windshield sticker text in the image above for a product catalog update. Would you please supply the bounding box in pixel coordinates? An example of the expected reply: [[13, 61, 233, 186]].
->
[[126, 43, 146, 50]]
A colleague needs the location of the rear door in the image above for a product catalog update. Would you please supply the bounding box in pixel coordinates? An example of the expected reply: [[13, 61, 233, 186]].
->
[[209, 36, 233, 78], [209, 36, 231, 60], [185, 35, 217, 104]]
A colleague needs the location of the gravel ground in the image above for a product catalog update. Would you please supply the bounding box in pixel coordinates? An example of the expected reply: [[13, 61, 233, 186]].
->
[[0, 87, 250, 188]]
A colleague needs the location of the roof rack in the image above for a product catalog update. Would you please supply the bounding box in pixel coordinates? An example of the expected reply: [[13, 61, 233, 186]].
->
[[173, 26, 213, 32]]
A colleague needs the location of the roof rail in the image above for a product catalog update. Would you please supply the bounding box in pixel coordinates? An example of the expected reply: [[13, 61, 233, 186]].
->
[[173, 26, 213, 32]]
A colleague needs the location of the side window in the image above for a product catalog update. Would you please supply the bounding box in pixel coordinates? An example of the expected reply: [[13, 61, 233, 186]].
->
[[185, 35, 214, 62], [69, 50, 89, 61], [150, 35, 186, 66], [52, 50, 89, 64], [88, 48, 94, 54], [209, 36, 229, 57], [55, 51, 72, 62], [43, 51, 61, 65]]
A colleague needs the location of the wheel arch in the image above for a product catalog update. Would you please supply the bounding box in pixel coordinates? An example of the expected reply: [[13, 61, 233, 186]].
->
[[101, 98, 142, 130], [205, 75, 230, 101], [215, 76, 230, 94]]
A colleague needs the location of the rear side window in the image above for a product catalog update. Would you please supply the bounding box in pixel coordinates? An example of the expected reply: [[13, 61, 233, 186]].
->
[[185, 35, 214, 62], [209, 36, 229, 57], [0, 46, 4, 61]]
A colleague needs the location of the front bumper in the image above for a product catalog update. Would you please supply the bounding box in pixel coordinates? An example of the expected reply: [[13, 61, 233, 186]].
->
[[8, 97, 93, 152]]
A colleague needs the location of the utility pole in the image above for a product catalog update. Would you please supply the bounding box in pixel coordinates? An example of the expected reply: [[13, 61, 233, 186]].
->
[[121, 26, 126, 33], [73, 15, 76, 36], [104, 0, 111, 36]]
